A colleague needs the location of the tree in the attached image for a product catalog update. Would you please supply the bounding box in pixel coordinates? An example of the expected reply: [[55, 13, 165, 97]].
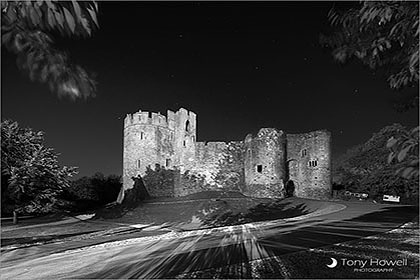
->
[[1, 1, 99, 99], [333, 124, 418, 202], [1, 120, 78, 214], [65, 172, 122, 206], [387, 126, 419, 179], [322, 1, 419, 180], [321, 1, 419, 91]]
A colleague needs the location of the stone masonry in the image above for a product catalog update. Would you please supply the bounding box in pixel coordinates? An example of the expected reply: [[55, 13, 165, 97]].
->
[[119, 108, 331, 202]]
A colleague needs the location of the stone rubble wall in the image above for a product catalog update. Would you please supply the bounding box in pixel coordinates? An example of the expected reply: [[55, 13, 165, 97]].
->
[[286, 130, 331, 199], [243, 128, 286, 198]]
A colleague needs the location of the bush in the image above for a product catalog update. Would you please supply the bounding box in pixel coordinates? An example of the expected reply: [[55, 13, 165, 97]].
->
[[62, 172, 122, 212], [142, 165, 176, 197]]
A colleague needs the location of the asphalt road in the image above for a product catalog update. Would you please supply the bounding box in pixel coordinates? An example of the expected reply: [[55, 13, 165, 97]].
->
[[1, 201, 417, 279]]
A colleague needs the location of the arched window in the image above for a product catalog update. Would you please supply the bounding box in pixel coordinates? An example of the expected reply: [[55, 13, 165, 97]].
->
[[185, 120, 190, 132], [137, 159, 141, 169], [301, 149, 307, 157], [140, 132, 144, 140]]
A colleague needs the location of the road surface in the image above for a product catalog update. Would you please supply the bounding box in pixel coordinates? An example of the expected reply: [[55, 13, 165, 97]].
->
[[1, 201, 417, 279]]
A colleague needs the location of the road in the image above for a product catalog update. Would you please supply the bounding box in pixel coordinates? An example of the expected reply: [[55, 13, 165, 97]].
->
[[1, 201, 417, 279]]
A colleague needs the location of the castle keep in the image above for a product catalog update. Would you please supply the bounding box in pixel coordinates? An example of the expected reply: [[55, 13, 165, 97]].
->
[[121, 108, 331, 201]]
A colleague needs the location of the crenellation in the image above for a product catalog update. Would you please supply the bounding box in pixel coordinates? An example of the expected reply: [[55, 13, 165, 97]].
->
[[151, 112, 167, 126], [121, 108, 331, 203], [124, 114, 132, 126], [167, 110, 175, 130], [124, 110, 177, 129]]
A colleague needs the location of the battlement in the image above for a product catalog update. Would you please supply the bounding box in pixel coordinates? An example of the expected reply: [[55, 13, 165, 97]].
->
[[125, 109, 189, 130], [124, 108, 197, 130], [177, 107, 196, 118], [286, 129, 331, 142], [244, 128, 285, 143], [196, 141, 228, 149]]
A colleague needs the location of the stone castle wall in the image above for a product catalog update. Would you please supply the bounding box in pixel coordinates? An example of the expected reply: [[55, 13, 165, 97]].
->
[[122, 108, 331, 202], [174, 141, 245, 196], [286, 130, 331, 199], [244, 128, 286, 198]]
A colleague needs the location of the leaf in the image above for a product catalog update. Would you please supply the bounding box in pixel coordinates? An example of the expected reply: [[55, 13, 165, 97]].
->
[[63, 7, 75, 33], [45, 0, 54, 10], [1, 32, 13, 45], [87, 6, 98, 27], [387, 152, 395, 164], [397, 146, 410, 162], [386, 137, 397, 148], [71, 1, 82, 23], [29, 5, 40, 26], [47, 8, 55, 29], [54, 10, 64, 29], [401, 167, 414, 178], [80, 16, 91, 36], [4, 3, 17, 23]]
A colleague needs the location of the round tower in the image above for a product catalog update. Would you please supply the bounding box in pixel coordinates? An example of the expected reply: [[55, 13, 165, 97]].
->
[[122, 109, 176, 194], [244, 128, 286, 198]]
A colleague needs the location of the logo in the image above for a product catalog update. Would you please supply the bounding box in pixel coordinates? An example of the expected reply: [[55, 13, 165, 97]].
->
[[325, 257, 408, 272], [326, 257, 338, 268]]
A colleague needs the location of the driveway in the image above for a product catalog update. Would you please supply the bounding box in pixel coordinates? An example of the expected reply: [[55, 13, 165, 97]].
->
[[0, 201, 417, 279]]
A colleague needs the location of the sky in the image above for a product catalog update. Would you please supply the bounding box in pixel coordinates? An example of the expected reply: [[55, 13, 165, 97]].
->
[[2, 2, 418, 178]]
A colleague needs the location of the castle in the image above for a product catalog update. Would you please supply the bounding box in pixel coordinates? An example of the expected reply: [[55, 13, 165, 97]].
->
[[120, 108, 332, 202]]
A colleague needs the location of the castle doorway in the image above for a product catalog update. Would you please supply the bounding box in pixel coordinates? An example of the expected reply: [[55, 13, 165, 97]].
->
[[285, 180, 295, 197]]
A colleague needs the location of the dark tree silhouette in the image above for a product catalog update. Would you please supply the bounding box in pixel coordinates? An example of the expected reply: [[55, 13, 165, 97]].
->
[[1, 1, 99, 99]]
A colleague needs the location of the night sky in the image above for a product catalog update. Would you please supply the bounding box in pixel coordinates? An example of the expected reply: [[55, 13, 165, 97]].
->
[[2, 2, 418, 178]]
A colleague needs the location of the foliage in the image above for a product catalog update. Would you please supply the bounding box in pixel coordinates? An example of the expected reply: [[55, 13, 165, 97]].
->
[[120, 175, 150, 206], [322, 1, 419, 183], [1, 119, 78, 214], [142, 165, 177, 197], [333, 124, 418, 202], [321, 1, 419, 90], [387, 126, 419, 179], [180, 171, 213, 196], [360, 164, 418, 202], [1, 1, 99, 99], [64, 172, 122, 207]]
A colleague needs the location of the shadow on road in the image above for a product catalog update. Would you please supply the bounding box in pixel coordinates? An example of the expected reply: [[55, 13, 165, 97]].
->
[[75, 204, 418, 279], [203, 201, 310, 227]]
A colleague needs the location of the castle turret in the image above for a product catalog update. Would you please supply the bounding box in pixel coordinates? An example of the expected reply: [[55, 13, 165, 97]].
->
[[244, 128, 286, 198], [122, 109, 176, 193], [173, 108, 197, 172]]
